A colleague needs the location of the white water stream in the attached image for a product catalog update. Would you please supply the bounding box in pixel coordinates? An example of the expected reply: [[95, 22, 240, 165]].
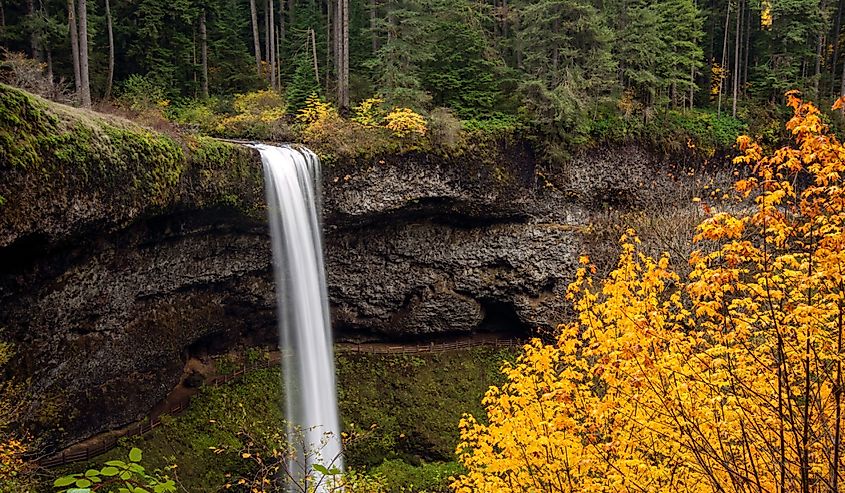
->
[[255, 144, 342, 492]]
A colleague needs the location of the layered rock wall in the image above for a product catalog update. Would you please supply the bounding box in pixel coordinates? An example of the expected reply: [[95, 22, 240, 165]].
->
[[0, 84, 729, 448]]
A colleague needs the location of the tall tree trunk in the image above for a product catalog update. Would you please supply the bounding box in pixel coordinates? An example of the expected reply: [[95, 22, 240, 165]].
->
[[840, 41, 845, 112], [552, 16, 560, 76], [370, 0, 378, 54], [502, 0, 509, 38], [26, 0, 41, 59], [732, 0, 741, 116], [690, 61, 695, 110], [815, 0, 828, 99], [67, 0, 81, 97], [192, 26, 198, 94], [743, 0, 751, 94], [104, 0, 114, 100], [515, 10, 522, 68], [276, 18, 281, 88], [340, 0, 348, 110], [705, 0, 716, 95], [46, 47, 53, 83], [250, 0, 262, 76], [718, 1, 731, 116], [77, 0, 91, 107], [832, 0, 844, 97], [0, 0, 6, 49], [265, 0, 271, 72], [279, 0, 285, 45], [200, 9, 209, 98], [311, 27, 320, 87], [288, 0, 295, 29], [41, 1, 53, 83], [328, 0, 333, 94], [269, 0, 276, 89], [493, 0, 500, 40]]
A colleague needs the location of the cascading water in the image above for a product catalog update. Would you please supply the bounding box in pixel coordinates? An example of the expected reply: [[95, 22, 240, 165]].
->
[[255, 144, 342, 492]]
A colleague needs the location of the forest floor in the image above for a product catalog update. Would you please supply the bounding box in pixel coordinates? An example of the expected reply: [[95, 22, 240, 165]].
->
[[43, 344, 518, 492], [44, 335, 523, 470]]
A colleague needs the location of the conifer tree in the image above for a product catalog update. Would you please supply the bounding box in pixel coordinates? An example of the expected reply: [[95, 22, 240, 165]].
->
[[286, 51, 320, 112], [514, 0, 616, 127], [365, 0, 435, 107]]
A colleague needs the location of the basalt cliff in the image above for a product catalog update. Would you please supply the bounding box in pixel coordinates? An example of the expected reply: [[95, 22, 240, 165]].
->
[[0, 84, 732, 449]]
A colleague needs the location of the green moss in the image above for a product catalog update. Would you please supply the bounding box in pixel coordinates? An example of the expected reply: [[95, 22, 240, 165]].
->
[[186, 136, 264, 214], [55, 348, 515, 493], [338, 348, 516, 467], [0, 85, 60, 169], [370, 459, 464, 493], [0, 84, 266, 220]]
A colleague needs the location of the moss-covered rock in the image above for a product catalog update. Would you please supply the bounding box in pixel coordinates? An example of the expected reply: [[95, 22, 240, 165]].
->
[[0, 83, 263, 249]]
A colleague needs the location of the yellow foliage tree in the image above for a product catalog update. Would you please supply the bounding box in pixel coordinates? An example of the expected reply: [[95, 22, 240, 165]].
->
[[453, 92, 845, 493], [384, 108, 427, 138], [294, 94, 346, 145], [351, 97, 386, 127]]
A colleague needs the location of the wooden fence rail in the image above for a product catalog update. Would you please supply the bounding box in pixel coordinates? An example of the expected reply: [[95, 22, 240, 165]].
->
[[37, 338, 523, 468]]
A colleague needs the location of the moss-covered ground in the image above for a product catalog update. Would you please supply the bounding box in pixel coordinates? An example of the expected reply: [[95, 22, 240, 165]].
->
[[54, 347, 516, 492]]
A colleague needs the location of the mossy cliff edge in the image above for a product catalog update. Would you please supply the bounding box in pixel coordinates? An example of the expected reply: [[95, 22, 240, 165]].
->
[[0, 83, 263, 249]]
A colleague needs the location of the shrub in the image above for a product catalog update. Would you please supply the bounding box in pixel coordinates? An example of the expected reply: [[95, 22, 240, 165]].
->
[[372, 459, 462, 493], [214, 90, 293, 141], [352, 97, 387, 127], [117, 74, 168, 113], [461, 112, 523, 135], [427, 107, 462, 148], [384, 108, 427, 138], [296, 94, 338, 127], [53, 448, 176, 492], [657, 109, 747, 155], [0, 50, 71, 103], [297, 96, 398, 161], [232, 89, 285, 115], [168, 99, 220, 133], [0, 437, 35, 491], [341, 468, 388, 492]]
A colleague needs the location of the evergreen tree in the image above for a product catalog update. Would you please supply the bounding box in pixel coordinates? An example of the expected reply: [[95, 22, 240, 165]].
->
[[286, 50, 320, 112], [514, 0, 616, 128], [608, 0, 703, 110], [660, 0, 704, 108], [206, 0, 263, 94], [750, 0, 823, 100], [365, 0, 435, 108], [421, 5, 501, 117]]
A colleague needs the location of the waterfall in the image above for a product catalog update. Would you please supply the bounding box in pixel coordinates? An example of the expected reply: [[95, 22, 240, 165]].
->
[[255, 144, 343, 491]]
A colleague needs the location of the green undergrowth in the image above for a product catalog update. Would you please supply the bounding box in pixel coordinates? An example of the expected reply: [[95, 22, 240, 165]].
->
[[550, 108, 746, 160], [58, 347, 516, 493], [166, 90, 745, 168]]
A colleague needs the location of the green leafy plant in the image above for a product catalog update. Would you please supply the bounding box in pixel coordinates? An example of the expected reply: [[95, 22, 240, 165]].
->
[[53, 447, 177, 493], [117, 75, 168, 113]]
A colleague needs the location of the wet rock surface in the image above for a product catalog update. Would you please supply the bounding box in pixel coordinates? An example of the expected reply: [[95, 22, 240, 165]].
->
[[0, 141, 719, 448]]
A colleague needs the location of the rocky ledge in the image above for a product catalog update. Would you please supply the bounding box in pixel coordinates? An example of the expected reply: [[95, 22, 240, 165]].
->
[[0, 84, 731, 449]]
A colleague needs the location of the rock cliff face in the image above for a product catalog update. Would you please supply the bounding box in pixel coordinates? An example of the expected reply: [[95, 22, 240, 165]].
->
[[0, 85, 727, 449]]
